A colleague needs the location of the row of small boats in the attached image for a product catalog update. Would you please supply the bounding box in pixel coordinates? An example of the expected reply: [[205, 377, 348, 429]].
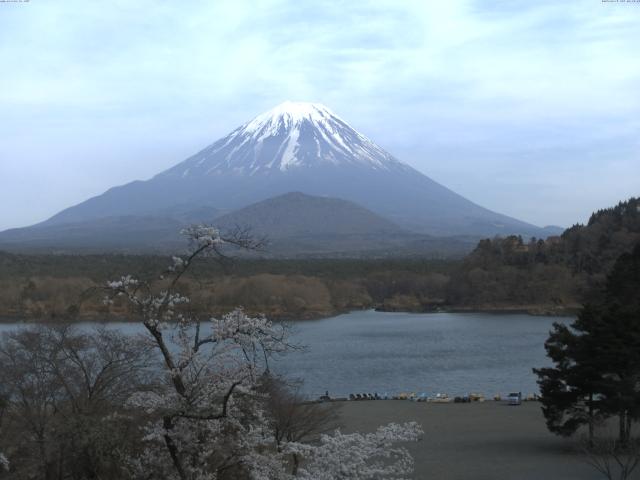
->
[[331, 392, 540, 403]]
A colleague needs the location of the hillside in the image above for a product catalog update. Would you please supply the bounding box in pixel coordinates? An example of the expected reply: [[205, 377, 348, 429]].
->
[[445, 197, 640, 312], [211, 192, 476, 257], [213, 192, 402, 238]]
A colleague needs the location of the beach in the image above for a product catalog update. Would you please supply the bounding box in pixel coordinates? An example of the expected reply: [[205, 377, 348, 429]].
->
[[338, 400, 604, 480]]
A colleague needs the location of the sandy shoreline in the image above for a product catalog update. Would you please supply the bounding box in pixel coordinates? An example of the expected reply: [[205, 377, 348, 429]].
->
[[337, 400, 602, 480]]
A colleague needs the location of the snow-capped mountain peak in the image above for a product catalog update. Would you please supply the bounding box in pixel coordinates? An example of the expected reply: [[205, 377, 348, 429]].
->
[[160, 101, 408, 177], [32, 102, 550, 240], [243, 101, 338, 134]]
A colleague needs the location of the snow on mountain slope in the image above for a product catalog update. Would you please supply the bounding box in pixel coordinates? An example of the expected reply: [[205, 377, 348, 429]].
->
[[159, 101, 409, 177]]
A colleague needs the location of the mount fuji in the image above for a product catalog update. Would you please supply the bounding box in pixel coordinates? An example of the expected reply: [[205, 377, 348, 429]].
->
[[0, 101, 559, 254]]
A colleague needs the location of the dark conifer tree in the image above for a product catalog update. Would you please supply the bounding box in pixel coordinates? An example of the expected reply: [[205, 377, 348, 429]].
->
[[535, 243, 640, 445], [534, 312, 604, 444], [592, 243, 640, 445]]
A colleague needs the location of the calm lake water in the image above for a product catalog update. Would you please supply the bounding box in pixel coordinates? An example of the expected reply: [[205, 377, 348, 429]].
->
[[0, 310, 567, 399]]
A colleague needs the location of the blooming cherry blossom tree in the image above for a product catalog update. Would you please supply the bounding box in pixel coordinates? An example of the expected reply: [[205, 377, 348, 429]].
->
[[287, 422, 423, 480], [104, 225, 422, 479]]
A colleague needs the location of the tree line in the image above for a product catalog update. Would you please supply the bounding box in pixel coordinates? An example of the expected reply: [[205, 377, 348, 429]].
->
[[447, 197, 640, 312]]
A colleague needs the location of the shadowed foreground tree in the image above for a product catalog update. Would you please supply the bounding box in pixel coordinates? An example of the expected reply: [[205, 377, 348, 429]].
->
[[0, 395, 9, 475], [0, 393, 7, 474], [534, 243, 640, 446], [260, 376, 341, 475], [581, 437, 640, 480], [533, 306, 605, 444], [0, 326, 155, 479]]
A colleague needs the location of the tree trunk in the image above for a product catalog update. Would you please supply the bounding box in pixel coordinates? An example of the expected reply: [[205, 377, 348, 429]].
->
[[588, 393, 594, 447], [163, 416, 187, 480], [37, 433, 49, 480], [619, 410, 630, 446], [291, 453, 300, 476]]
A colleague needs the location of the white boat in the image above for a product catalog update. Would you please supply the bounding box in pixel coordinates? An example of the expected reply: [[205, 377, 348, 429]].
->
[[429, 393, 452, 403]]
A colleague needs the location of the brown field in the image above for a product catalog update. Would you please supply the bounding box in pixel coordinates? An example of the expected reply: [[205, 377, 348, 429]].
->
[[338, 400, 607, 480]]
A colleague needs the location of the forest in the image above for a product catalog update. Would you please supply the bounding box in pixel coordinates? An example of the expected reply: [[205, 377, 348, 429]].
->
[[0, 197, 638, 321]]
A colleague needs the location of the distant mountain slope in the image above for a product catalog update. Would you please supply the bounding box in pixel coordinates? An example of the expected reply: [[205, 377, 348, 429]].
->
[[0, 216, 188, 253], [33, 101, 554, 238], [0, 205, 225, 254], [213, 192, 402, 238], [0, 193, 477, 257], [210, 192, 479, 257]]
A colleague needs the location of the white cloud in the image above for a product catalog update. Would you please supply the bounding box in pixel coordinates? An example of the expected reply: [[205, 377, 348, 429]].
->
[[0, 0, 638, 229]]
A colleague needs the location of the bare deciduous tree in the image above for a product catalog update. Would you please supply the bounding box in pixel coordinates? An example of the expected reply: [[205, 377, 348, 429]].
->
[[261, 376, 341, 474], [582, 437, 640, 480], [0, 326, 155, 479]]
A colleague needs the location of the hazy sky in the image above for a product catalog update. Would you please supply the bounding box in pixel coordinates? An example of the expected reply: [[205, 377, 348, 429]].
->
[[1, 0, 638, 231]]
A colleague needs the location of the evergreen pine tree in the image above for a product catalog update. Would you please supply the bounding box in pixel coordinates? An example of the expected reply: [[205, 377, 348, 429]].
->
[[534, 243, 640, 444]]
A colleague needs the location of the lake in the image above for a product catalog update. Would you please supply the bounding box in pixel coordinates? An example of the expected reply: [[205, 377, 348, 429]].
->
[[0, 310, 566, 399]]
